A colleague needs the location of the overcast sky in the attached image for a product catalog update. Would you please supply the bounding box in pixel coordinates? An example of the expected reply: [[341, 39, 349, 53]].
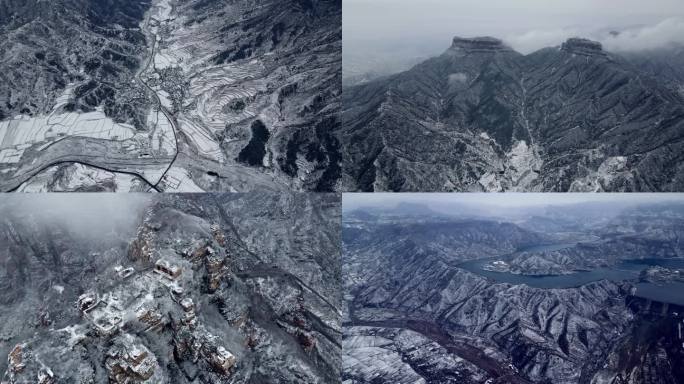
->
[[343, 193, 684, 212], [344, 0, 684, 61], [1, 194, 151, 240]]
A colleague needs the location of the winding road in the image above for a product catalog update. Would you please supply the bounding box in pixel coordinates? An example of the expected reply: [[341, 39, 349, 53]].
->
[[0, 0, 292, 193], [1, 8, 179, 193], [135, 11, 181, 191]]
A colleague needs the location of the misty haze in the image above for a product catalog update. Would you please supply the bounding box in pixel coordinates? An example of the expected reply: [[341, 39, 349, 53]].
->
[[341, 1, 684, 193], [343, 193, 684, 383], [1, 193, 341, 383], [343, 0, 684, 83]]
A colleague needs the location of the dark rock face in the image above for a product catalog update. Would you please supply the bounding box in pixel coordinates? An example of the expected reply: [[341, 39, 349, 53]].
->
[[341, 36, 684, 192], [560, 38, 606, 57], [237, 120, 270, 167]]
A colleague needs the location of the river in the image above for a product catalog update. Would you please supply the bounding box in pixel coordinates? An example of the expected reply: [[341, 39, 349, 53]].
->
[[459, 244, 684, 305]]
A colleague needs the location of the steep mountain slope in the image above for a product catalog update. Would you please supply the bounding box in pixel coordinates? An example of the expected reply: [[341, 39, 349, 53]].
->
[[344, 223, 630, 383], [622, 44, 684, 97], [341, 37, 684, 192], [152, 0, 342, 191], [343, 214, 684, 384]]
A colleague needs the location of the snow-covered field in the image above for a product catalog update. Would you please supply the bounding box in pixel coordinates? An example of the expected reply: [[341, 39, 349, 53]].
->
[[147, 108, 176, 156], [16, 163, 146, 192], [177, 116, 224, 162], [186, 65, 261, 130], [159, 166, 203, 192], [0, 110, 137, 164], [504, 140, 543, 190]]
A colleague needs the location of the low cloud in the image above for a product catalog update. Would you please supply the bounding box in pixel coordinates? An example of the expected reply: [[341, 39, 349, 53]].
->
[[1, 194, 152, 241], [505, 28, 583, 54], [343, 192, 684, 212], [505, 17, 684, 54], [602, 17, 684, 51], [448, 73, 468, 84]]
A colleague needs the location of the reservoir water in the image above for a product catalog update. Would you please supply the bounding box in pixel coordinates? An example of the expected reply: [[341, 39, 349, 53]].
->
[[459, 244, 684, 305]]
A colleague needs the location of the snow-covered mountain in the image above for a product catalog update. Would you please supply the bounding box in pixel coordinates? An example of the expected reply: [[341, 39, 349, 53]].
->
[[341, 37, 684, 192], [0, 0, 341, 192], [0, 193, 341, 383]]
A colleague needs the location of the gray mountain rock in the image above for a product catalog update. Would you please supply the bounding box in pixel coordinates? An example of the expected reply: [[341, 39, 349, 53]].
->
[[341, 36, 684, 192], [0, 0, 152, 127], [343, 207, 684, 383], [0, 193, 341, 383]]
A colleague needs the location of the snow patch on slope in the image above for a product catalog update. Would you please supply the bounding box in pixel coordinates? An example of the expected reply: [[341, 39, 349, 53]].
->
[[478, 140, 542, 191], [569, 156, 632, 192], [0, 111, 137, 164]]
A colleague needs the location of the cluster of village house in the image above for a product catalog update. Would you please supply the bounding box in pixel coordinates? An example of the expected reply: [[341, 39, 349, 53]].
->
[[76, 257, 188, 337], [106, 335, 159, 383], [81, 257, 236, 372], [5, 221, 320, 383], [5, 255, 236, 383], [5, 343, 55, 384]]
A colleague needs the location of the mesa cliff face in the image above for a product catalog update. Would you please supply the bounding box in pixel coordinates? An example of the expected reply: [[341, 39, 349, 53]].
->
[[560, 38, 606, 57], [341, 37, 684, 192]]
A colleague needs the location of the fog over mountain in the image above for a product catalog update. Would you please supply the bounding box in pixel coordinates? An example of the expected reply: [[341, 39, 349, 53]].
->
[[508, 17, 684, 54], [343, 0, 684, 82], [0, 194, 151, 241], [343, 193, 678, 212], [1, 193, 341, 383], [343, 193, 684, 383], [342, 33, 684, 191]]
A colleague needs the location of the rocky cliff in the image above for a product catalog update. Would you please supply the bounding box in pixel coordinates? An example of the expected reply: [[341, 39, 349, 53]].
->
[[341, 37, 684, 192], [0, 193, 341, 383]]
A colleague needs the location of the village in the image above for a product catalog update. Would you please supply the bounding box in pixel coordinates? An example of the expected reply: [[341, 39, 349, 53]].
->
[[5, 246, 237, 384], [2, 213, 330, 384]]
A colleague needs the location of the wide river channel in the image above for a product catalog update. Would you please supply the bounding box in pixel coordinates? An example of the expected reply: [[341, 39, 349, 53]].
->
[[459, 243, 684, 305]]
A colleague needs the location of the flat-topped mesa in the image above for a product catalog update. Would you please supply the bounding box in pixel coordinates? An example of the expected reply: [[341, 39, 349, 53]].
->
[[561, 37, 606, 57], [451, 36, 511, 53]]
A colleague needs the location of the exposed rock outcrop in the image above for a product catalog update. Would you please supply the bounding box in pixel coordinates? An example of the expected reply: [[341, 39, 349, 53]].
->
[[341, 35, 684, 191], [451, 36, 512, 53], [560, 37, 607, 57]]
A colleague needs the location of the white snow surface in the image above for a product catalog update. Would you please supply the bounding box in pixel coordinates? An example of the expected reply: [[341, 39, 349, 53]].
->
[[0, 111, 137, 164]]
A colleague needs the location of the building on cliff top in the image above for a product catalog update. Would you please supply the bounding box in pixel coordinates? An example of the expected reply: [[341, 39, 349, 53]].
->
[[154, 258, 181, 280]]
